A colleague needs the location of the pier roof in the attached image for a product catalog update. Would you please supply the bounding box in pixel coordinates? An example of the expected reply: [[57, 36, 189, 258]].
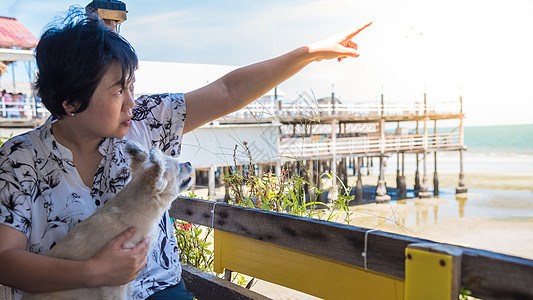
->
[[0, 16, 38, 49]]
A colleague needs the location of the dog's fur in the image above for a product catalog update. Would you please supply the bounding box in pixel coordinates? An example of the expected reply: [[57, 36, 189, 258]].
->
[[23, 142, 193, 300]]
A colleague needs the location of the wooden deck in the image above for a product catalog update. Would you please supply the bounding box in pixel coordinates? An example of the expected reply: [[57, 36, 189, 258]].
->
[[280, 132, 463, 160], [219, 100, 463, 124]]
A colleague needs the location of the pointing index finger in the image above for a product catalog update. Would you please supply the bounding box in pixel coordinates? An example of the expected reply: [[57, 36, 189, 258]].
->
[[347, 22, 373, 40]]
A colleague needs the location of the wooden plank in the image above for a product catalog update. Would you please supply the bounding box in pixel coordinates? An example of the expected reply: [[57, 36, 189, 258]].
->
[[461, 248, 533, 300], [170, 197, 425, 279], [170, 197, 533, 299], [181, 264, 271, 300], [405, 243, 463, 300]]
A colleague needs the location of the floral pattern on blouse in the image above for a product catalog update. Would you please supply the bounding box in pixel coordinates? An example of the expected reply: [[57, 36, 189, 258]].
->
[[0, 93, 186, 300]]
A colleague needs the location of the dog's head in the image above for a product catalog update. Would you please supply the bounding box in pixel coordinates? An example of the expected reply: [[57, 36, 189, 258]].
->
[[125, 141, 194, 202]]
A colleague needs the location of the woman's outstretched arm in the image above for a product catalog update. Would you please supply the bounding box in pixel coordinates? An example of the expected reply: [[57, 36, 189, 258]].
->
[[183, 22, 371, 133]]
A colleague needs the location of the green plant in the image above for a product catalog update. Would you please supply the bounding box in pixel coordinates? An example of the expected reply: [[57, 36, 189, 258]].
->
[[0, 134, 11, 146], [173, 192, 255, 288], [459, 287, 472, 300], [173, 219, 213, 272], [224, 142, 352, 223], [174, 142, 354, 289]]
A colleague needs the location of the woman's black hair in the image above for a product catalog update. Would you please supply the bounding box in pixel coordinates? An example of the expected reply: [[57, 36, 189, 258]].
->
[[34, 7, 138, 120]]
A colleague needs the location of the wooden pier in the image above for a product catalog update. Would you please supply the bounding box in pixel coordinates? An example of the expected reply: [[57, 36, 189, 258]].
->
[[203, 93, 468, 202]]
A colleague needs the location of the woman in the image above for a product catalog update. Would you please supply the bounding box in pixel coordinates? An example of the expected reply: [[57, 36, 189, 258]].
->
[[0, 12, 370, 300]]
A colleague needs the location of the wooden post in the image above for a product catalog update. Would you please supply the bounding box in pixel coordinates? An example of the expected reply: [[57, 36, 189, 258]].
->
[[331, 85, 335, 115], [331, 119, 338, 200], [355, 157, 364, 204], [419, 116, 432, 198], [396, 122, 401, 188], [190, 169, 197, 194], [399, 152, 407, 199], [223, 167, 230, 202], [376, 118, 390, 203], [434, 151, 439, 196], [375, 155, 390, 203], [414, 121, 420, 193], [208, 165, 217, 198], [341, 158, 348, 189], [456, 149, 468, 194], [405, 243, 463, 300], [396, 152, 401, 189], [86, 0, 127, 33]]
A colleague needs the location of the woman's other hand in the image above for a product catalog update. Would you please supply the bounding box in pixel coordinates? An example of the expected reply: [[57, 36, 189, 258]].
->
[[84, 227, 149, 287]]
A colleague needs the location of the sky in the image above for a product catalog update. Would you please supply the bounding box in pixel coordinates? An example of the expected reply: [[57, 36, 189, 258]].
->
[[1, 0, 533, 126]]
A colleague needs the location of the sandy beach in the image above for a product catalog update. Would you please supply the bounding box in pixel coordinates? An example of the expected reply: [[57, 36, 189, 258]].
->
[[190, 156, 533, 299]]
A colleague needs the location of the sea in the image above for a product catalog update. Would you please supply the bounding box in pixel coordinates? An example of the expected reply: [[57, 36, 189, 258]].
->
[[368, 123, 533, 233], [380, 123, 533, 174], [463, 123, 533, 155]]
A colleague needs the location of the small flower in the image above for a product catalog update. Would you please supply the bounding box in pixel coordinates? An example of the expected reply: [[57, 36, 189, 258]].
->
[[177, 223, 193, 231]]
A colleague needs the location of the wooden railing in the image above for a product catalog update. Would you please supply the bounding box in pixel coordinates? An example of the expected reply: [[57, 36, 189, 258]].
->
[[171, 197, 533, 300], [224, 100, 461, 120], [0, 98, 49, 121], [2, 197, 531, 300], [0, 97, 460, 125], [279, 132, 462, 158]]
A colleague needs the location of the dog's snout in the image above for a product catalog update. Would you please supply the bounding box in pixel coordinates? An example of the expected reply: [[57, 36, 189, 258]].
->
[[182, 162, 193, 173]]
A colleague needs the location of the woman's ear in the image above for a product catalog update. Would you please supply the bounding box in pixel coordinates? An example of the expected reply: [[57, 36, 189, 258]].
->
[[62, 100, 79, 116]]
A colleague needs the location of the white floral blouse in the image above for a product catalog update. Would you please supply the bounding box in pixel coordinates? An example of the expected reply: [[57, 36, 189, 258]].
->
[[0, 93, 186, 300]]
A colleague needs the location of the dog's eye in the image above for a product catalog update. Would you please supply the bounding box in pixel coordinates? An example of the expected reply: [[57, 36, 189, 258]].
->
[[163, 171, 168, 177]]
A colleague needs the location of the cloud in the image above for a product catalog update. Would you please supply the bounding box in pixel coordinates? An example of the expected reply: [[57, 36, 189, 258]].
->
[[6, 0, 533, 125]]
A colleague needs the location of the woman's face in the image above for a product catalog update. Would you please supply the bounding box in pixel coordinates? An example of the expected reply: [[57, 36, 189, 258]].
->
[[73, 63, 135, 139]]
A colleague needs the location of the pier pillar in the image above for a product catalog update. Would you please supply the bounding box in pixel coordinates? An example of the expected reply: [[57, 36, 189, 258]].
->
[[396, 122, 401, 188], [456, 150, 468, 194], [414, 121, 420, 193], [414, 153, 420, 193], [307, 160, 315, 187], [354, 157, 364, 203], [223, 167, 230, 202], [330, 119, 338, 200], [396, 152, 400, 188], [208, 166, 216, 197], [433, 152, 439, 196], [341, 158, 348, 189], [190, 169, 197, 194], [375, 156, 391, 203], [418, 152, 432, 198], [398, 152, 407, 199], [418, 117, 432, 198]]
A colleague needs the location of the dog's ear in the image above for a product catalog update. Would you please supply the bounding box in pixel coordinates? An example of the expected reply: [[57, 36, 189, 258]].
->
[[126, 141, 148, 171], [155, 176, 168, 192], [149, 148, 167, 191]]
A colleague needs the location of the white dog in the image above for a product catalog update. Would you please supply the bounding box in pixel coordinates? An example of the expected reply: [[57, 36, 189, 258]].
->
[[23, 142, 193, 300]]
